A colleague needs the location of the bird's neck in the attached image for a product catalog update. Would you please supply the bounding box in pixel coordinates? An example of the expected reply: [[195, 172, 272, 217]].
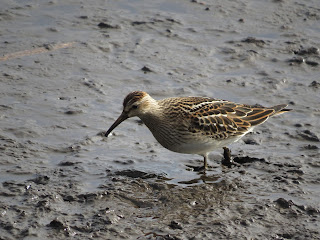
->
[[138, 100, 166, 129]]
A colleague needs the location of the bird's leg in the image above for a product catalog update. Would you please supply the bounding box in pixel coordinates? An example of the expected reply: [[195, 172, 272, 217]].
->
[[222, 147, 233, 167], [187, 154, 208, 172], [203, 153, 208, 170]]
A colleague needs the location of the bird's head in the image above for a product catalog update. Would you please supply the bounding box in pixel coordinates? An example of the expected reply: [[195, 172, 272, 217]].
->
[[105, 91, 154, 137]]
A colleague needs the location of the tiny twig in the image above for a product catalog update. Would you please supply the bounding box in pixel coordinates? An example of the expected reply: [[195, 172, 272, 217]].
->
[[0, 42, 76, 61]]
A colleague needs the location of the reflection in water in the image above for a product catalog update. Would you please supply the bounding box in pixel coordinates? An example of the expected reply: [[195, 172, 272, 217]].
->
[[176, 173, 222, 185], [108, 162, 223, 187], [164, 164, 223, 186]]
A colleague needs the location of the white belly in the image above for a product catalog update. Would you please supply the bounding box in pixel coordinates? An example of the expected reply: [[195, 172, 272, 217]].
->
[[167, 135, 243, 155]]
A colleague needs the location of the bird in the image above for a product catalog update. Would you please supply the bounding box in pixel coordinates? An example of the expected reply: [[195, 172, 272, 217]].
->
[[105, 91, 291, 170]]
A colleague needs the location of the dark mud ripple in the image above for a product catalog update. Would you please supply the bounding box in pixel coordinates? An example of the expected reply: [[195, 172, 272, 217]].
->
[[233, 155, 266, 164], [113, 169, 164, 179]]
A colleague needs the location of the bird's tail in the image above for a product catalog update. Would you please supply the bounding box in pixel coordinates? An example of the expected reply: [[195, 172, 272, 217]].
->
[[270, 104, 292, 116]]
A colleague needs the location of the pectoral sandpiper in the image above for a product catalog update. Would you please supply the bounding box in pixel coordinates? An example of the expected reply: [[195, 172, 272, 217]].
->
[[105, 91, 291, 170]]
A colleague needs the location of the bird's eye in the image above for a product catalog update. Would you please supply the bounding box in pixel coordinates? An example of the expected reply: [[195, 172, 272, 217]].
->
[[132, 105, 138, 109]]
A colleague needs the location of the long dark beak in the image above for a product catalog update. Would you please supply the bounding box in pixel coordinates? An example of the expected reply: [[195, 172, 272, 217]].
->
[[105, 112, 128, 137]]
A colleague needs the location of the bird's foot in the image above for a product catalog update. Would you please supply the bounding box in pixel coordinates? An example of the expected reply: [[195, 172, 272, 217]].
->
[[186, 165, 214, 173], [187, 165, 206, 173]]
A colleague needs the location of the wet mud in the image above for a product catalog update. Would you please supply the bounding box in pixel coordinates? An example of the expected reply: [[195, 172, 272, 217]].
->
[[1, 0, 320, 239]]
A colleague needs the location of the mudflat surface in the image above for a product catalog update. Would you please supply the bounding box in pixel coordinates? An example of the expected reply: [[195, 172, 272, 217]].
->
[[1, 0, 320, 239]]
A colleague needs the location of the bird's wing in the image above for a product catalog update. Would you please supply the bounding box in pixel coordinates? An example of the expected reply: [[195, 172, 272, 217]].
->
[[187, 99, 276, 139]]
